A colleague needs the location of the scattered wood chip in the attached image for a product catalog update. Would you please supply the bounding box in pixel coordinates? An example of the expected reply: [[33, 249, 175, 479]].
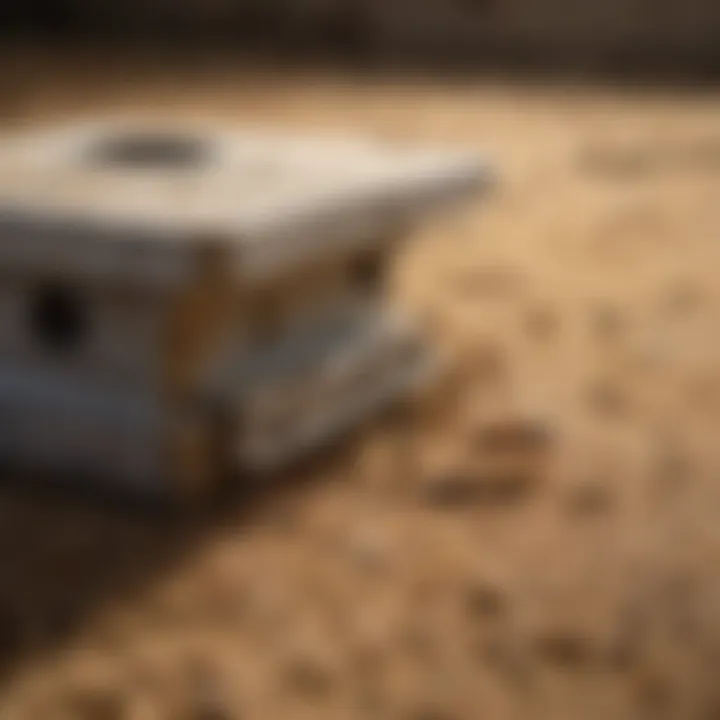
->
[[450, 264, 522, 300], [345, 525, 391, 573], [464, 578, 507, 620], [661, 282, 703, 317], [471, 416, 554, 457], [405, 702, 458, 720], [421, 465, 481, 507], [652, 439, 692, 497], [577, 145, 655, 179], [634, 670, 674, 714], [586, 377, 630, 417], [476, 634, 533, 688], [422, 457, 540, 508], [524, 304, 561, 342], [535, 630, 597, 669], [55, 685, 126, 720], [181, 658, 235, 720], [565, 477, 614, 518], [283, 650, 336, 699], [590, 303, 624, 341]]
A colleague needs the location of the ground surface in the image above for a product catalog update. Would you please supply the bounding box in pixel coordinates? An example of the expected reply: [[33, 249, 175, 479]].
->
[[1, 48, 720, 720]]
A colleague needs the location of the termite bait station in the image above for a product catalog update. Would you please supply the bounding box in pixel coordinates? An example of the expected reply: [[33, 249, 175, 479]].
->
[[0, 119, 493, 498]]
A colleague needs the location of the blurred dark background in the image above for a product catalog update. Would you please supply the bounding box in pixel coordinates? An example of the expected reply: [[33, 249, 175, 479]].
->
[[1, 0, 719, 78]]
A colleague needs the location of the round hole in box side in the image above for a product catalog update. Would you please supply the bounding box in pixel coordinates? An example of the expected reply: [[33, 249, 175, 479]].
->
[[29, 283, 89, 353]]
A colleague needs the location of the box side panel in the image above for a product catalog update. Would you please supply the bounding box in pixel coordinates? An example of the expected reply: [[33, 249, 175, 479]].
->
[[0, 368, 168, 494], [0, 216, 195, 287], [0, 224, 196, 494], [0, 275, 171, 387]]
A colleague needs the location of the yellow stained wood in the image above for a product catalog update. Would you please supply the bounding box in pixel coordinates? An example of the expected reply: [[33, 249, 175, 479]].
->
[[163, 239, 241, 494]]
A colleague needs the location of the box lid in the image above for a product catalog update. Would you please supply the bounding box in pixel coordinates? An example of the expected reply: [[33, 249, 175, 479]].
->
[[0, 119, 493, 283]]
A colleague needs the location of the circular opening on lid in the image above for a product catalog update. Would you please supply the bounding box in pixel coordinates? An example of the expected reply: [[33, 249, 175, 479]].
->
[[87, 130, 212, 170]]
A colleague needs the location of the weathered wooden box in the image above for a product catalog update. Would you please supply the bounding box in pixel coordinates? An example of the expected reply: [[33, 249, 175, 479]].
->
[[0, 119, 491, 497]]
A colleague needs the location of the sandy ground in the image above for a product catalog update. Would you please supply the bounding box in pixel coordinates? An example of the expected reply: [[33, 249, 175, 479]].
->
[[0, 49, 720, 719]]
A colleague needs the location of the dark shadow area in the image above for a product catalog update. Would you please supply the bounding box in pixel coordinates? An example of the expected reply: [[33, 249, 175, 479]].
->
[[0, 397, 418, 688], [0, 2, 718, 88], [0, 436, 361, 685]]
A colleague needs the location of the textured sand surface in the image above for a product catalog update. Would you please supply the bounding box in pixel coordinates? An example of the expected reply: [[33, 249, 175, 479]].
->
[[0, 50, 720, 720]]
